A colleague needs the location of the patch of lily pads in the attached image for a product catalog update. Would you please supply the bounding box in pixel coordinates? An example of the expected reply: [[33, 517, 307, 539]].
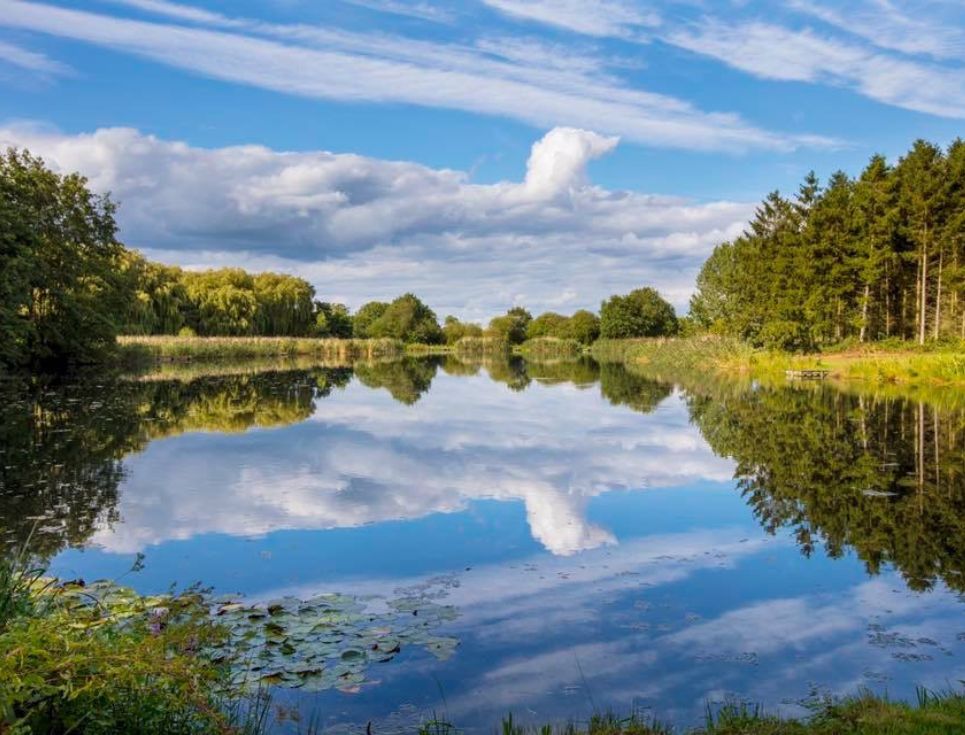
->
[[54, 577, 461, 695]]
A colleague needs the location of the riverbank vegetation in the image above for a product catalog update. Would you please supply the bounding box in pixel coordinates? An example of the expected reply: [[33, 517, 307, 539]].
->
[[422, 691, 965, 734], [119, 335, 404, 364], [593, 336, 965, 388], [0, 549, 266, 734]]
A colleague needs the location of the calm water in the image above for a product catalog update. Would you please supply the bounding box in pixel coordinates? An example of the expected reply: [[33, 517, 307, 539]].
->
[[1, 357, 963, 732]]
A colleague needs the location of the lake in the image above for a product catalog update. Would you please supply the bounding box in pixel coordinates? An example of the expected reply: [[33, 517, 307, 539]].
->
[[1, 356, 963, 733]]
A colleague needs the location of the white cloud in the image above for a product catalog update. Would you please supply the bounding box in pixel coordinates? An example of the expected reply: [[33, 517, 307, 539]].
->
[[0, 123, 754, 315], [0, 0, 827, 152], [88, 377, 736, 555], [481, 0, 660, 38], [667, 19, 965, 119], [0, 38, 68, 75], [788, 0, 965, 61], [339, 0, 454, 23]]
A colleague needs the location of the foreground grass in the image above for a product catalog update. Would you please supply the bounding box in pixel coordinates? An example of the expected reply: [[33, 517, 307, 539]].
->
[[592, 337, 965, 388], [118, 335, 404, 364], [421, 691, 965, 735], [0, 549, 267, 735]]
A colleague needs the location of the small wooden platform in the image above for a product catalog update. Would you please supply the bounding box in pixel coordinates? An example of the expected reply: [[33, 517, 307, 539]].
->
[[785, 369, 830, 380]]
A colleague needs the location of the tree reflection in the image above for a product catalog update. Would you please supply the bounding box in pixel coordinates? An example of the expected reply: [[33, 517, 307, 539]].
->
[[687, 384, 965, 592], [353, 357, 441, 404], [0, 368, 352, 556]]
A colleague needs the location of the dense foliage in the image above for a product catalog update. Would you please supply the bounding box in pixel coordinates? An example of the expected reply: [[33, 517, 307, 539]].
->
[[600, 287, 679, 339], [487, 307, 533, 345], [119, 253, 332, 338], [526, 309, 601, 345], [362, 293, 444, 344], [0, 149, 125, 367], [690, 139, 965, 349]]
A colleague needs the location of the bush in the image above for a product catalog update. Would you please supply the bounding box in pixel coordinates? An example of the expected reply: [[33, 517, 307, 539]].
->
[[600, 288, 678, 339]]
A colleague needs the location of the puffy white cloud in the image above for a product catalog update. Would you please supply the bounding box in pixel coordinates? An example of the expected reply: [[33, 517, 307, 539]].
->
[[0, 123, 754, 315]]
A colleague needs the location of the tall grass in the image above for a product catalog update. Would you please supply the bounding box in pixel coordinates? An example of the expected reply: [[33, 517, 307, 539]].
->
[[453, 335, 510, 355], [518, 337, 585, 359], [593, 336, 965, 388], [119, 335, 404, 364]]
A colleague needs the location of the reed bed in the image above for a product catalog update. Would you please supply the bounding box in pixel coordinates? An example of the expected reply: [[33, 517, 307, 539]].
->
[[453, 336, 511, 355], [118, 335, 404, 363], [518, 337, 585, 359]]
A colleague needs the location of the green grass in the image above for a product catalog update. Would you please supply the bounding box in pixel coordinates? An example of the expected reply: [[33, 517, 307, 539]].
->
[[118, 335, 404, 364], [591, 337, 965, 388], [420, 690, 965, 734]]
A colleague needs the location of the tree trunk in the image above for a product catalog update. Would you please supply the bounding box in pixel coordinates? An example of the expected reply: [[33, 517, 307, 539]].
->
[[933, 246, 943, 340], [859, 284, 870, 342], [919, 227, 928, 345], [884, 266, 892, 337]]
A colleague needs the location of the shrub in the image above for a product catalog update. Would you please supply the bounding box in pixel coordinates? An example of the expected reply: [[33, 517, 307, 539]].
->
[[600, 288, 678, 339]]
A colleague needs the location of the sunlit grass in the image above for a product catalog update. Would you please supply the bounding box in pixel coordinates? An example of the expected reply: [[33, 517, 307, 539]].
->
[[118, 335, 404, 363]]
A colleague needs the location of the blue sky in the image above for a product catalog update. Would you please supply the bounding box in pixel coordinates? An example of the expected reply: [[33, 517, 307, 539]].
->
[[0, 0, 963, 318]]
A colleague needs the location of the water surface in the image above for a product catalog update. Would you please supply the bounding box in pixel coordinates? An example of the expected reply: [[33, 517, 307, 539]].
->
[[2, 356, 962, 732]]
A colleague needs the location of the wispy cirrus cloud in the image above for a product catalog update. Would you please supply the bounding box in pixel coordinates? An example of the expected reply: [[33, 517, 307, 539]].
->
[[666, 19, 965, 120], [788, 0, 965, 61], [480, 0, 660, 38], [339, 0, 455, 24], [0, 0, 828, 152], [0, 38, 69, 75]]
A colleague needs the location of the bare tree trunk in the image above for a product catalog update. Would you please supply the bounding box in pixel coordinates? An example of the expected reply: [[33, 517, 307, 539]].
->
[[859, 284, 870, 342], [934, 246, 943, 340], [884, 270, 892, 337], [919, 228, 928, 345]]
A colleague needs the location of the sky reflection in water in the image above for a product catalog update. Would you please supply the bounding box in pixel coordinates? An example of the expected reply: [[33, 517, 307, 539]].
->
[[3, 358, 961, 732]]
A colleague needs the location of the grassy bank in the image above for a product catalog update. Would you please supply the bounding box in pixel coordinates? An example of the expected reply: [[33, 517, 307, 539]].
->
[[118, 335, 404, 364], [0, 551, 266, 734], [422, 691, 965, 734], [593, 337, 965, 387]]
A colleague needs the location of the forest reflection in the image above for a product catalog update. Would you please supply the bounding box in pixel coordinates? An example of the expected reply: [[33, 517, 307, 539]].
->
[[0, 358, 962, 595]]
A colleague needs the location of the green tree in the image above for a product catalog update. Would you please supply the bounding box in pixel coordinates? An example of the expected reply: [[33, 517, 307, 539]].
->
[[526, 312, 569, 340], [314, 302, 353, 338], [565, 309, 601, 344], [442, 315, 483, 345], [599, 287, 678, 339], [368, 293, 443, 344], [487, 307, 532, 345], [352, 301, 389, 338], [0, 148, 125, 366]]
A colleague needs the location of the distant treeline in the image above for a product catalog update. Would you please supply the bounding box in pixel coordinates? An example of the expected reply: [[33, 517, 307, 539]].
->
[[690, 138, 965, 349], [1, 147, 680, 367]]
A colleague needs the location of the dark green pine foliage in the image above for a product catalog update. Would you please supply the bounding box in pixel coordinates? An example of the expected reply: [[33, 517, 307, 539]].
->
[[691, 139, 965, 348]]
